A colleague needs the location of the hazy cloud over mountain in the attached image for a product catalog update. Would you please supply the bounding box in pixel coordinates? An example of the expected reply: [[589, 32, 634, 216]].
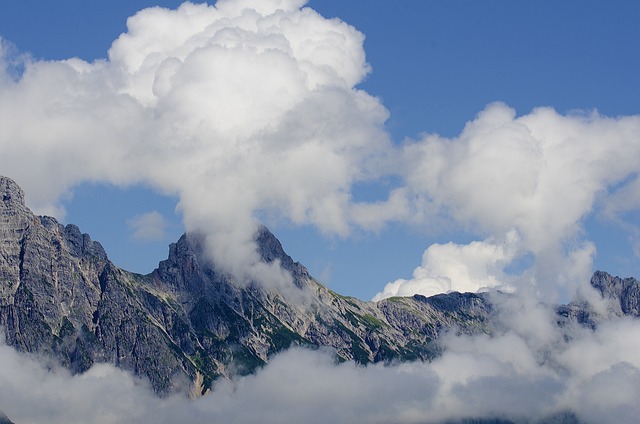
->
[[127, 211, 168, 241]]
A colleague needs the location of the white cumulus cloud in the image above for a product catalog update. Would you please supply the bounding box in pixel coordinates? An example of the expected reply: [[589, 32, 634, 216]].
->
[[0, 0, 396, 290], [385, 103, 640, 301], [373, 232, 517, 301], [2, 1, 640, 301]]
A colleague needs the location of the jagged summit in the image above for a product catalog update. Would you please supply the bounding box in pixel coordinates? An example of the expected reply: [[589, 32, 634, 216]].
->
[[590, 270, 640, 316], [0, 176, 24, 203], [0, 176, 27, 214]]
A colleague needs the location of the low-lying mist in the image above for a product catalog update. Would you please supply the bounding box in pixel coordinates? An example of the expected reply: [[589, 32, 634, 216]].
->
[[2, 287, 639, 424]]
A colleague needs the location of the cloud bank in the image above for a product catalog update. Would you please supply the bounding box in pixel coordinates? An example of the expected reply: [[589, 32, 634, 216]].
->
[[375, 104, 640, 301], [1, 0, 640, 300]]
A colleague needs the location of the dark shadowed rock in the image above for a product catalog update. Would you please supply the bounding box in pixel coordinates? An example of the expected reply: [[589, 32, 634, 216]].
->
[[441, 411, 583, 424], [0, 410, 14, 424]]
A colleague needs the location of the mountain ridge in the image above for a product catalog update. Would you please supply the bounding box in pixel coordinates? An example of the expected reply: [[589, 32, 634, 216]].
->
[[0, 176, 637, 398]]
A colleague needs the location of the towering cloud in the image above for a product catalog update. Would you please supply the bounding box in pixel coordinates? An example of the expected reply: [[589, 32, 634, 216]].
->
[[0, 0, 395, 287]]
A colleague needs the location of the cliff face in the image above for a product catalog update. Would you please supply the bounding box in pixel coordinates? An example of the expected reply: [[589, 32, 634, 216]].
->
[[0, 177, 198, 393], [0, 176, 105, 363], [590, 270, 640, 317], [0, 176, 636, 397]]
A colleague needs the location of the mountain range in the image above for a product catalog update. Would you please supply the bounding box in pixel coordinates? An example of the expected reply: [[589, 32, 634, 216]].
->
[[1, 175, 638, 405]]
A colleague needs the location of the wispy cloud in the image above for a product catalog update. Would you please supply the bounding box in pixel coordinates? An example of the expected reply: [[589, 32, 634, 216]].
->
[[127, 211, 168, 242]]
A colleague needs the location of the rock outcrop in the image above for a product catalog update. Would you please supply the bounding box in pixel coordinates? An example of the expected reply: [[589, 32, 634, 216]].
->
[[0, 176, 196, 393], [0, 410, 13, 424], [590, 270, 640, 316]]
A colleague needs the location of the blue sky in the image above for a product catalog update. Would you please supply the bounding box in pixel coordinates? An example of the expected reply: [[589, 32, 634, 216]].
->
[[1, 0, 639, 301]]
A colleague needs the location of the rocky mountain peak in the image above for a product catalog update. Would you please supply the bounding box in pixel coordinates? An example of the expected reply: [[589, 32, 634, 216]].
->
[[0, 176, 27, 214], [590, 270, 640, 316]]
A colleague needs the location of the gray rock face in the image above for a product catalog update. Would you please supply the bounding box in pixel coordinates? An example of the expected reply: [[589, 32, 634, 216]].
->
[[556, 271, 640, 330], [0, 177, 196, 393], [590, 270, 640, 316], [0, 176, 636, 396]]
